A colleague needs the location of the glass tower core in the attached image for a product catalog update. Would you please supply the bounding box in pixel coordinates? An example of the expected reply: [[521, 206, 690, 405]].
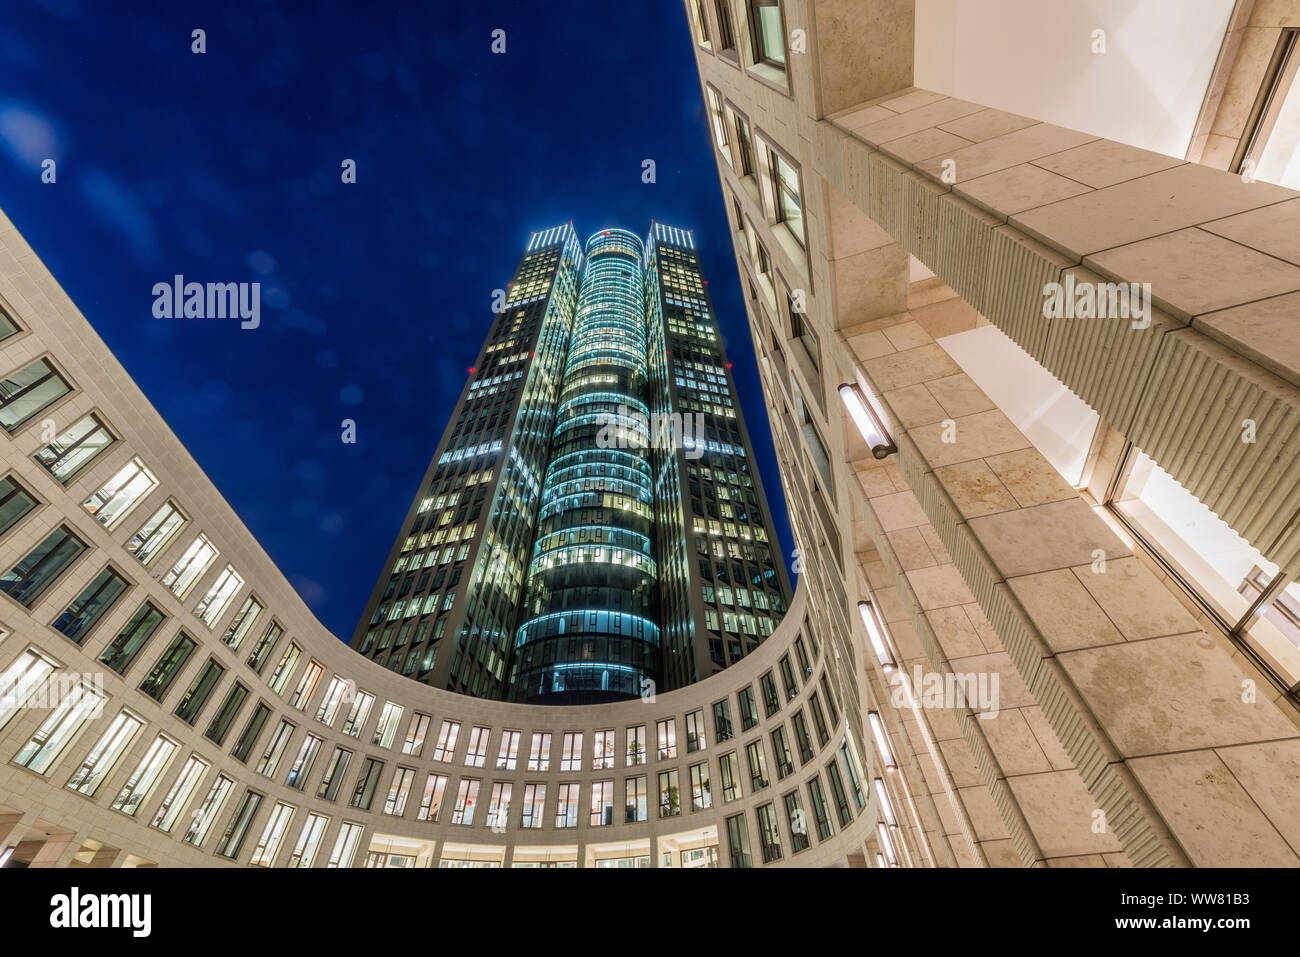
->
[[352, 222, 791, 704], [510, 229, 660, 703]]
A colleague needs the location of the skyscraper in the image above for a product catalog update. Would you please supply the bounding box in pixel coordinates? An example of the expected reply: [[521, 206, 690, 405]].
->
[[350, 222, 792, 704]]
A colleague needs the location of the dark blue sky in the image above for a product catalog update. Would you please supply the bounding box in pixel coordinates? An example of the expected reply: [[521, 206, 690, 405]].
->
[[1, 0, 793, 641]]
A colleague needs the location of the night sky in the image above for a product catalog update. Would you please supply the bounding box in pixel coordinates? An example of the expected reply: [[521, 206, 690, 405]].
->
[[1, 0, 793, 642]]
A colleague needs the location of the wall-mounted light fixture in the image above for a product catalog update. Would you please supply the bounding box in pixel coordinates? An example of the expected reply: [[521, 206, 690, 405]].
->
[[839, 380, 896, 459], [867, 711, 897, 771], [857, 599, 897, 672], [874, 777, 898, 827]]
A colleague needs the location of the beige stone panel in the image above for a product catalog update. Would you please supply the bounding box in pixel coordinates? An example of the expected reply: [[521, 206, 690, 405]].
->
[[811, 0, 915, 115], [1030, 138, 1185, 189], [1129, 749, 1300, 866], [967, 497, 1126, 578], [1211, 26, 1284, 139], [982, 448, 1077, 509], [878, 127, 973, 164], [905, 563, 977, 610], [916, 123, 1098, 183], [1006, 568, 1125, 653], [1006, 769, 1123, 857], [882, 382, 948, 428], [853, 97, 986, 146], [936, 108, 1039, 143], [1196, 291, 1300, 389], [931, 459, 1018, 519], [1047, 854, 1109, 867], [885, 525, 938, 571], [909, 295, 980, 339], [978, 707, 1053, 776], [872, 488, 930, 531], [956, 784, 1012, 842], [910, 408, 1031, 468], [925, 604, 987, 660], [863, 341, 961, 391], [923, 372, 996, 418], [979, 839, 1023, 867], [1022, 706, 1076, 772], [1087, 227, 1300, 320], [946, 650, 1035, 710], [830, 242, 911, 328], [1013, 163, 1298, 259], [1200, 197, 1300, 266], [1073, 557, 1201, 640], [937, 736, 983, 789], [955, 163, 1092, 217], [1215, 739, 1300, 856], [1058, 632, 1300, 755]]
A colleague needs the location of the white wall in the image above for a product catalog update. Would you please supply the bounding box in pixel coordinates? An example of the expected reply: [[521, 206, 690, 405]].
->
[[914, 0, 1234, 158]]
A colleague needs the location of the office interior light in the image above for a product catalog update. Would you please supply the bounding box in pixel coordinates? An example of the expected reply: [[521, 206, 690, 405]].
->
[[867, 711, 897, 771], [857, 600, 896, 672], [873, 777, 897, 826], [875, 852, 888, 869], [839, 382, 896, 458]]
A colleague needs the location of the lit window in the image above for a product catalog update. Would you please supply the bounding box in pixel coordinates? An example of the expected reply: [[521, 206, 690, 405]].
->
[[0, 358, 71, 431], [81, 458, 157, 529]]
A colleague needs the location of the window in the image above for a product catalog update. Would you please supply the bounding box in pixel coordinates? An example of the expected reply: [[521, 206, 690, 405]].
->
[[65, 710, 142, 795], [350, 756, 384, 810], [247, 621, 284, 673], [81, 458, 157, 530], [521, 783, 545, 828], [656, 719, 677, 760], [555, 783, 580, 827], [183, 773, 233, 846], [416, 773, 448, 821], [658, 768, 681, 818], [690, 761, 712, 810], [111, 735, 177, 816], [1, 525, 86, 606], [159, 534, 217, 599], [527, 732, 551, 771], [231, 702, 271, 763], [316, 675, 351, 726], [0, 475, 37, 537], [150, 755, 207, 833], [807, 776, 834, 840], [771, 726, 795, 778], [839, 739, 866, 810], [124, 499, 187, 567], [792, 710, 814, 763], [757, 802, 782, 863], [760, 671, 780, 716], [219, 594, 261, 650], [714, 0, 737, 52], [487, 782, 512, 829], [402, 712, 431, 756], [35, 413, 114, 482], [432, 720, 460, 762], [712, 699, 734, 742], [624, 775, 647, 823], [826, 762, 853, 827], [216, 789, 262, 859], [138, 631, 196, 701], [809, 692, 831, 746], [340, 690, 374, 737], [452, 778, 480, 825], [13, 680, 103, 775], [372, 701, 404, 748], [496, 729, 521, 770], [593, 728, 615, 769], [625, 725, 646, 766], [465, 726, 489, 767], [720, 750, 742, 803], [250, 802, 294, 867], [257, 718, 295, 777], [326, 821, 364, 868], [383, 766, 416, 816], [51, 565, 128, 642], [560, 731, 582, 771], [779, 654, 798, 700], [173, 658, 224, 724], [0, 357, 71, 431], [726, 813, 752, 868], [0, 306, 17, 341], [203, 682, 248, 747], [0, 649, 57, 734], [286, 733, 322, 790], [738, 685, 758, 730], [784, 790, 810, 853], [733, 111, 755, 175], [748, 0, 786, 69], [287, 812, 329, 868], [267, 642, 302, 695], [97, 602, 164, 674], [746, 739, 770, 791], [768, 146, 805, 248], [1234, 28, 1300, 188], [316, 746, 353, 801], [692, 0, 711, 45], [685, 709, 706, 753], [288, 659, 324, 710], [589, 780, 614, 826], [194, 566, 243, 626]]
